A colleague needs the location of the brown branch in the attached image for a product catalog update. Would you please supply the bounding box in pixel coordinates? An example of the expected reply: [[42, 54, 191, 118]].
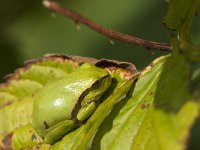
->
[[43, 0, 172, 52]]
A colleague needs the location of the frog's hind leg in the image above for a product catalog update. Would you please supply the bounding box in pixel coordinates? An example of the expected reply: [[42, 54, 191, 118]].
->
[[44, 120, 74, 144]]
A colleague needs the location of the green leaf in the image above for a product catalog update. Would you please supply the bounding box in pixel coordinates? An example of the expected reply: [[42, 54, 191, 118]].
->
[[92, 55, 199, 150], [19, 58, 79, 85], [0, 98, 33, 134], [154, 52, 190, 110], [0, 92, 17, 108], [92, 56, 165, 150], [164, 0, 200, 30], [0, 80, 42, 99], [20, 65, 69, 85], [164, 0, 200, 61], [11, 125, 43, 149]]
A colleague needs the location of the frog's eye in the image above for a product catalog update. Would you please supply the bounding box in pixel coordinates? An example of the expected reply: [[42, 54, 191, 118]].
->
[[92, 80, 101, 89]]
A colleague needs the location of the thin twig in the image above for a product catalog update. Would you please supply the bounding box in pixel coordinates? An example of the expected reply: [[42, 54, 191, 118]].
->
[[43, 0, 172, 52]]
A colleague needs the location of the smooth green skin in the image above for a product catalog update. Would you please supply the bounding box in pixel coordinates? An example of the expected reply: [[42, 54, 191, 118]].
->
[[32, 63, 112, 144]]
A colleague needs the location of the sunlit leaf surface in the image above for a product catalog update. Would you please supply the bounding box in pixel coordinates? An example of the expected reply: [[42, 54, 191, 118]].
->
[[92, 55, 199, 150]]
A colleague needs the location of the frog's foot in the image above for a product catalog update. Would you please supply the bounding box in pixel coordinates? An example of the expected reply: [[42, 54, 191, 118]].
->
[[77, 102, 97, 121]]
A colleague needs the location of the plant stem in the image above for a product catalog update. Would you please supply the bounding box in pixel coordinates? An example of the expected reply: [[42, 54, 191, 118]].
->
[[43, 0, 172, 52]]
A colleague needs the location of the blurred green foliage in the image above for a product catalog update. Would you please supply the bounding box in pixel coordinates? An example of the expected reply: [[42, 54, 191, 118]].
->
[[0, 0, 200, 82]]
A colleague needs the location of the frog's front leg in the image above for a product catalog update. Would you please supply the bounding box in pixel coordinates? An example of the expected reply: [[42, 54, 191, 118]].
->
[[44, 120, 74, 144], [77, 102, 97, 121]]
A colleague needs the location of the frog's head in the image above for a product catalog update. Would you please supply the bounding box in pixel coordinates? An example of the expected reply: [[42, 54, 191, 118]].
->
[[73, 63, 112, 122], [79, 63, 112, 106]]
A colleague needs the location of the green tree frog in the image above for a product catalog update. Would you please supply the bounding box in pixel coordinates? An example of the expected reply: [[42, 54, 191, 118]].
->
[[32, 63, 112, 144]]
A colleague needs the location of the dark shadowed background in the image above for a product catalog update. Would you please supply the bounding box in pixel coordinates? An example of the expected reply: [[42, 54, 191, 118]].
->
[[0, 0, 200, 82]]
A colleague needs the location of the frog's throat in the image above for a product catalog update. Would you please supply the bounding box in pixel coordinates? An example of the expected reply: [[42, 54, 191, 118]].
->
[[71, 75, 110, 120]]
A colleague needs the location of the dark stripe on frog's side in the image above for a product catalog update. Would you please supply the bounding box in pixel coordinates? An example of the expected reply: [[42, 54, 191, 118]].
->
[[71, 75, 109, 120]]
